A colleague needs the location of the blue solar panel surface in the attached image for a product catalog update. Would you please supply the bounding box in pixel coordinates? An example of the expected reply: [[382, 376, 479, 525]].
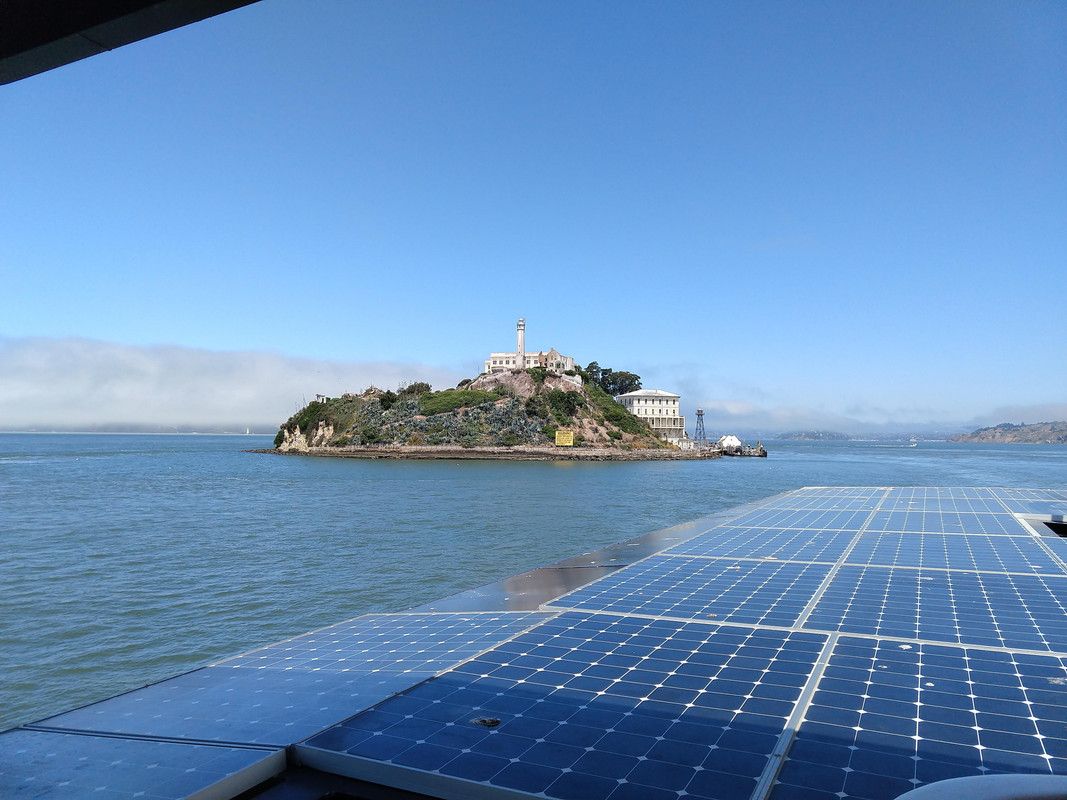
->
[[299, 487, 1067, 800], [0, 728, 283, 800], [30, 612, 548, 747], [2, 613, 547, 798], [305, 612, 828, 800], [771, 637, 1067, 800], [7, 487, 1067, 800], [665, 525, 855, 563], [544, 556, 833, 627], [845, 531, 1063, 573]]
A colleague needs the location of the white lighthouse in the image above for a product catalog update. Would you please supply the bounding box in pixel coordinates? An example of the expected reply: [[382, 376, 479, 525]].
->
[[482, 319, 577, 374], [516, 317, 525, 371]]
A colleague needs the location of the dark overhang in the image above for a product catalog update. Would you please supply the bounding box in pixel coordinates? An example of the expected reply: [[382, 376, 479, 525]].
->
[[0, 0, 262, 85]]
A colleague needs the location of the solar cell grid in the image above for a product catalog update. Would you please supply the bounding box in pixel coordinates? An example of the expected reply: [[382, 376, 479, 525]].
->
[[34, 612, 549, 747], [770, 636, 1067, 800], [792, 487, 887, 500], [665, 525, 856, 563], [0, 730, 283, 800], [881, 495, 1011, 514], [866, 510, 1024, 536], [728, 507, 876, 532], [19, 486, 1067, 800], [845, 531, 1067, 575], [547, 556, 833, 628], [957, 512, 1029, 536], [887, 488, 1001, 501], [303, 613, 827, 800], [867, 510, 947, 533], [770, 488, 885, 512], [220, 612, 549, 672], [1001, 488, 1067, 501], [1000, 495, 1067, 517], [804, 566, 1067, 651]]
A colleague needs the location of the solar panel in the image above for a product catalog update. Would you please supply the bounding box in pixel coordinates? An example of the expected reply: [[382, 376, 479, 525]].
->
[[546, 556, 833, 627], [881, 493, 1012, 514], [665, 525, 855, 563], [844, 531, 1065, 574], [31, 612, 548, 746], [294, 487, 1067, 800], [302, 612, 828, 800], [12, 486, 1067, 800], [770, 636, 1067, 800], [727, 507, 877, 532], [0, 728, 283, 800], [867, 510, 1029, 536], [803, 566, 1067, 651], [766, 487, 886, 512]]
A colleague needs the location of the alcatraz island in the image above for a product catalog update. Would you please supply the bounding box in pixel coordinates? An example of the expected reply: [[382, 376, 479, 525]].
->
[[264, 319, 743, 461]]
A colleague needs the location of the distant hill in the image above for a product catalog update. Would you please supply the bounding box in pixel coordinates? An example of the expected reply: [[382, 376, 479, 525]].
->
[[776, 430, 850, 441], [949, 421, 1067, 444], [272, 368, 672, 452]]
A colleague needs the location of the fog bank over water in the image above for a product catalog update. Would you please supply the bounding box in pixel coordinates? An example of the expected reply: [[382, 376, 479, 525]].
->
[[1, 337, 465, 432], [2, 337, 1063, 435]]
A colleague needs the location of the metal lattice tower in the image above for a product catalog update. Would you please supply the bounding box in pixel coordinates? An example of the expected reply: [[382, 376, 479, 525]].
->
[[695, 408, 707, 446]]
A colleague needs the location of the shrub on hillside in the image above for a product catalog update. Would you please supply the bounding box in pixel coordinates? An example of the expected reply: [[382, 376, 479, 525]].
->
[[400, 381, 432, 396], [293, 400, 329, 433], [585, 383, 646, 436], [603, 404, 646, 435], [524, 395, 549, 419], [418, 389, 502, 416], [547, 389, 584, 420]]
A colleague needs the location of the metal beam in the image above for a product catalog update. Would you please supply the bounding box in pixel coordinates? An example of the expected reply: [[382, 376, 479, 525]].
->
[[0, 0, 262, 85]]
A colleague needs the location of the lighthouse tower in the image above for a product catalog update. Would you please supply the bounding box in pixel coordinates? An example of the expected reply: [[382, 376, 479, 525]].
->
[[516, 318, 526, 370], [483, 319, 576, 374]]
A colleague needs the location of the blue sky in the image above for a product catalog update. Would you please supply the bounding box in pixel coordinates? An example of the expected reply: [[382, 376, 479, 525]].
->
[[2, 1, 1064, 433]]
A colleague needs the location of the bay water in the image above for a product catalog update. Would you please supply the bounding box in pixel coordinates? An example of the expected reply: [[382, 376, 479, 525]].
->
[[2, 433, 1065, 730]]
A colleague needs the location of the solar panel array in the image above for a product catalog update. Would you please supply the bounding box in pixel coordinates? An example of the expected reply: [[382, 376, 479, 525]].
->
[[299, 487, 1067, 800], [306, 613, 827, 800], [5, 486, 1067, 800], [2, 612, 548, 798]]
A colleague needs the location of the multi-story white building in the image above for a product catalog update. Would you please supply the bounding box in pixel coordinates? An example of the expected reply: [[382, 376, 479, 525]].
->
[[616, 388, 688, 447], [484, 318, 577, 374]]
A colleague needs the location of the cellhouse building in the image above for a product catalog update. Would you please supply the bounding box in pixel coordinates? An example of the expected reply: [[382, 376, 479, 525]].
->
[[616, 388, 689, 447]]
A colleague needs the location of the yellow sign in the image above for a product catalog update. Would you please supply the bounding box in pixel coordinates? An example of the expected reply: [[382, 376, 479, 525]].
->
[[555, 430, 574, 446]]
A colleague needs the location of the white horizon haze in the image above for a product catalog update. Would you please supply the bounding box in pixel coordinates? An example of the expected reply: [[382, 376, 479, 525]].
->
[[2, 337, 1062, 436]]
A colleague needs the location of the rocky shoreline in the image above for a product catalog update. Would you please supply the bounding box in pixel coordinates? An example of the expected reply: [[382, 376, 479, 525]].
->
[[252, 444, 720, 461]]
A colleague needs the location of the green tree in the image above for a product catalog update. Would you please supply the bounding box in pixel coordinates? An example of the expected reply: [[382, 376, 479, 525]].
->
[[609, 371, 642, 395], [584, 361, 602, 385], [599, 367, 613, 393], [599, 369, 642, 396]]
